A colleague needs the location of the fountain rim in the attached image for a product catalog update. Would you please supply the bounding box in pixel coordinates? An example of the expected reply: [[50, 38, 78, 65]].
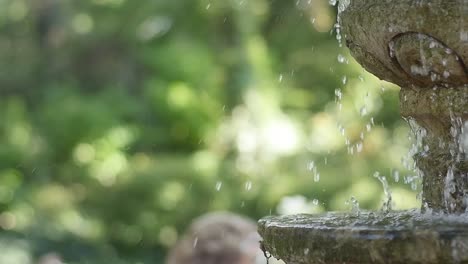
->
[[259, 211, 468, 234], [258, 211, 468, 263]]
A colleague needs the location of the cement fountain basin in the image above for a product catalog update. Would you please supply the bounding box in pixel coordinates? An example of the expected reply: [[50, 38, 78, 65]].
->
[[259, 0, 468, 263], [259, 211, 468, 263]]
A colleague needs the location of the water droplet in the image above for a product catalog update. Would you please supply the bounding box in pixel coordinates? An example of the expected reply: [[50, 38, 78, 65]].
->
[[193, 237, 198, 248], [245, 181, 252, 191], [340, 126, 346, 136], [348, 196, 360, 214], [356, 142, 363, 153], [393, 170, 400, 182], [348, 145, 354, 155], [314, 172, 320, 182], [360, 106, 367, 116], [342, 76, 347, 85], [215, 181, 223, 191], [335, 88, 342, 101], [337, 54, 346, 63], [411, 181, 418, 190]]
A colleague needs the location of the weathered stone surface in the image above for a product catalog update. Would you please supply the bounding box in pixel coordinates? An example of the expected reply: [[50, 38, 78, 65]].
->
[[341, 0, 468, 213], [340, 0, 468, 88], [401, 88, 468, 212], [259, 212, 468, 264], [391, 33, 467, 87]]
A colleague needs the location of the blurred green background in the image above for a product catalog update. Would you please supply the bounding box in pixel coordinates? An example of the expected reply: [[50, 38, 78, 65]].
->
[[0, 0, 421, 263]]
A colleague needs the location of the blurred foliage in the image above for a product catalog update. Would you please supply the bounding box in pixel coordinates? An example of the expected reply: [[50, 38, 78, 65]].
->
[[0, 0, 421, 263]]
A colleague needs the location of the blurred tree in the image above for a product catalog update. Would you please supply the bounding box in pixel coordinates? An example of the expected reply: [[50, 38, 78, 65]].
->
[[0, 0, 419, 263]]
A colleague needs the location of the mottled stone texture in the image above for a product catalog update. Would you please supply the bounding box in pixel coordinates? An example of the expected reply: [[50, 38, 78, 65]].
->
[[400, 88, 468, 213], [259, 212, 468, 264], [340, 0, 468, 88], [340, 0, 468, 213]]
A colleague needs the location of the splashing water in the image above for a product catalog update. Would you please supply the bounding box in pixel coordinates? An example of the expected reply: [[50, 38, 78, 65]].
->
[[345, 196, 360, 215], [312, 199, 319, 206], [374, 172, 392, 212]]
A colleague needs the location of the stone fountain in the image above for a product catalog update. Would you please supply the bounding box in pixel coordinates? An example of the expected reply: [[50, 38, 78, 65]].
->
[[259, 0, 468, 263]]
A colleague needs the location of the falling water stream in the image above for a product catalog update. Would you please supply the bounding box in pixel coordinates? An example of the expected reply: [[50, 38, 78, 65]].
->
[[260, 0, 468, 262]]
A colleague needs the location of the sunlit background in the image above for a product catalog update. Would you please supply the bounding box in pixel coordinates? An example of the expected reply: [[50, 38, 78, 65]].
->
[[0, 0, 422, 263]]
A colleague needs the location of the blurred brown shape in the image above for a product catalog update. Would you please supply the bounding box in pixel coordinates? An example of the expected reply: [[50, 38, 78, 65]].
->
[[37, 253, 63, 264], [166, 212, 261, 264]]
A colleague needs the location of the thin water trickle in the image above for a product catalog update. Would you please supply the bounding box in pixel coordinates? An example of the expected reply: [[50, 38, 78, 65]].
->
[[444, 167, 456, 211], [374, 171, 392, 212], [262, 2, 468, 263], [307, 161, 321, 182], [334, 23, 343, 47]]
